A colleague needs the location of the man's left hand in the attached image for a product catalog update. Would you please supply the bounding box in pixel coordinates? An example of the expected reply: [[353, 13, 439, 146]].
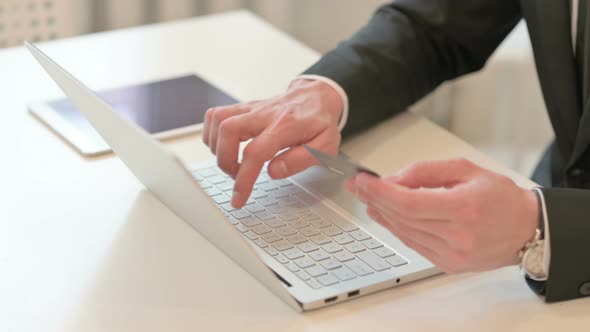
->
[[347, 158, 539, 273]]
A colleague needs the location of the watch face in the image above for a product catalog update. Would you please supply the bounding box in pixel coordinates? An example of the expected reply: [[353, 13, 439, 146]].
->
[[523, 241, 547, 281]]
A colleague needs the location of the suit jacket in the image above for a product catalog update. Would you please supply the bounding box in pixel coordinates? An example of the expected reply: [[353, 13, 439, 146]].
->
[[304, 0, 590, 302]]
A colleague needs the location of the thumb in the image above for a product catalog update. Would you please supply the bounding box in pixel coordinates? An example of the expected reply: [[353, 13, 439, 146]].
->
[[267, 128, 340, 179], [390, 158, 479, 189]]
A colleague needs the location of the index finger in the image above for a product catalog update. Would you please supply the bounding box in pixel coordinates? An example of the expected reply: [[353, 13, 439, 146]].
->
[[231, 132, 282, 208], [354, 173, 459, 219]]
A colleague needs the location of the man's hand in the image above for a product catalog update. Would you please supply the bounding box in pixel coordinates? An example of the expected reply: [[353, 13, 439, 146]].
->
[[347, 158, 539, 273], [203, 79, 343, 208]]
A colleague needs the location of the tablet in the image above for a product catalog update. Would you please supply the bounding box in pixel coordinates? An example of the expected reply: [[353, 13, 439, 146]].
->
[[29, 75, 237, 156]]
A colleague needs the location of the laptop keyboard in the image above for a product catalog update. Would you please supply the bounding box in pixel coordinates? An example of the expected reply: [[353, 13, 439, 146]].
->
[[192, 166, 408, 289]]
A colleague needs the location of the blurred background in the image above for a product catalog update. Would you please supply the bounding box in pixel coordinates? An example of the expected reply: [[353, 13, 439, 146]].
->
[[0, 0, 553, 177]]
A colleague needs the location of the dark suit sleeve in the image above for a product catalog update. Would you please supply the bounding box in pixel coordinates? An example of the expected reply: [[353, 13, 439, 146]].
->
[[539, 188, 590, 302], [303, 0, 521, 138]]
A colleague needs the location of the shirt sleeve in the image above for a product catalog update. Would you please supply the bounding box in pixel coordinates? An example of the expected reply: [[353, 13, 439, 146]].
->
[[532, 187, 551, 280], [295, 75, 349, 132]]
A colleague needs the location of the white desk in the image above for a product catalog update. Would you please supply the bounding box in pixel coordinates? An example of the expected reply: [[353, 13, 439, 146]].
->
[[1, 11, 588, 332]]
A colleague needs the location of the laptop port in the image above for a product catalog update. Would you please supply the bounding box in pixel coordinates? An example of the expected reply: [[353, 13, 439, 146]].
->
[[324, 296, 338, 303], [348, 290, 360, 297]]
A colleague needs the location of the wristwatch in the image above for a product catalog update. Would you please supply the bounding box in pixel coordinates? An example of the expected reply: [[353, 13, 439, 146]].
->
[[520, 188, 548, 281]]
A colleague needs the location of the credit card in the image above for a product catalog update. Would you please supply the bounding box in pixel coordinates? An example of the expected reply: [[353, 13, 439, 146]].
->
[[303, 145, 380, 178]]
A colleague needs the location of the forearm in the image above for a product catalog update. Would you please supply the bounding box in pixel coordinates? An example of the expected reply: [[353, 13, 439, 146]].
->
[[304, 0, 521, 137]]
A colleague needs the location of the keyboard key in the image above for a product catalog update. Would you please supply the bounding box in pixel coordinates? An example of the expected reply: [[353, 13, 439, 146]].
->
[[320, 258, 342, 270], [251, 189, 268, 199], [254, 239, 268, 248], [306, 279, 322, 289], [273, 179, 292, 187], [285, 233, 307, 244], [322, 225, 343, 237], [264, 218, 286, 228], [333, 251, 355, 262], [216, 181, 234, 192], [227, 216, 239, 225], [322, 242, 343, 254], [192, 172, 204, 181], [294, 192, 320, 205], [285, 262, 300, 272], [334, 234, 354, 245], [345, 259, 374, 276], [317, 273, 339, 286], [198, 181, 212, 189], [240, 216, 261, 227], [231, 209, 251, 219], [211, 194, 231, 204], [385, 255, 408, 267], [245, 197, 256, 205], [309, 249, 330, 261], [257, 196, 277, 206], [283, 247, 305, 260], [299, 211, 320, 221], [250, 224, 272, 235], [344, 242, 366, 253], [246, 203, 266, 213], [331, 266, 357, 281], [207, 175, 226, 184], [221, 202, 237, 212], [277, 196, 299, 205], [356, 251, 391, 271], [235, 223, 249, 233], [373, 247, 396, 258], [264, 246, 279, 256], [259, 182, 278, 191], [305, 265, 328, 277], [312, 205, 360, 232], [272, 240, 294, 251], [283, 185, 303, 195], [309, 218, 332, 229], [275, 225, 297, 236], [295, 270, 310, 281], [362, 239, 384, 250], [270, 189, 290, 198], [261, 231, 282, 243], [349, 230, 371, 241], [255, 177, 268, 185], [274, 254, 289, 264], [288, 202, 309, 213], [299, 226, 320, 237], [244, 231, 258, 240], [278, 211, 298, 221], [294, 256, 316, 269], [289, 219, 309, 229], [269, 204, 289, 214], [198, 168, 218, 177], [298, 241, 319, 253], [309, 234, 332, 245], [254, 210, 275, 221], [205, 186, 221, 196]]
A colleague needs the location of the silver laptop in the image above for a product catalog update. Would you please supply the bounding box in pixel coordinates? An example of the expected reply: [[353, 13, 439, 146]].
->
[[26, 41, 439, 312]]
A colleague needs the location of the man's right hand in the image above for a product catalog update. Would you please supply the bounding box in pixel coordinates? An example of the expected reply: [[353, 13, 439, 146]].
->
[[203, 79, 344, 208]]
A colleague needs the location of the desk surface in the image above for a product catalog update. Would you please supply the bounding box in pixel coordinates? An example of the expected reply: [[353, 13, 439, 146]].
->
[[1, 11, 588, 332]]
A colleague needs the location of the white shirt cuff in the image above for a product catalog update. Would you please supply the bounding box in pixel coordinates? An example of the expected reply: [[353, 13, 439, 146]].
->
[[532, 187, 551, 279], [295, 74, 349, 132]]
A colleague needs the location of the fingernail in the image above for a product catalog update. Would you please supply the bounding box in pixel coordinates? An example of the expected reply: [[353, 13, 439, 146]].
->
[[276, 160, 289, 177], [231, 190, 243, 208]]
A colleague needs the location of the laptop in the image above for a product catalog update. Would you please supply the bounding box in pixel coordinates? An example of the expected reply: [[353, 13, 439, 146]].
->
[[26, 41, 439, 311]]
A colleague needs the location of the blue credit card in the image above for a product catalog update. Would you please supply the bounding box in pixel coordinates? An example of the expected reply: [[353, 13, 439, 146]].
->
[[303, 145, 380, 178]]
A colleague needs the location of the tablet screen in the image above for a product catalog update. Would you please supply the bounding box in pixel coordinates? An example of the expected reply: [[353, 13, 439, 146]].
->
[[46, 75, 237, 144]]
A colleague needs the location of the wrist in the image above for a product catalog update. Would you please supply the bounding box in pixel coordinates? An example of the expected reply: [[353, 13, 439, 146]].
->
[[523, 188, 541, 243], [515, 188, 542, 263], [290, 77, 345, 128]]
